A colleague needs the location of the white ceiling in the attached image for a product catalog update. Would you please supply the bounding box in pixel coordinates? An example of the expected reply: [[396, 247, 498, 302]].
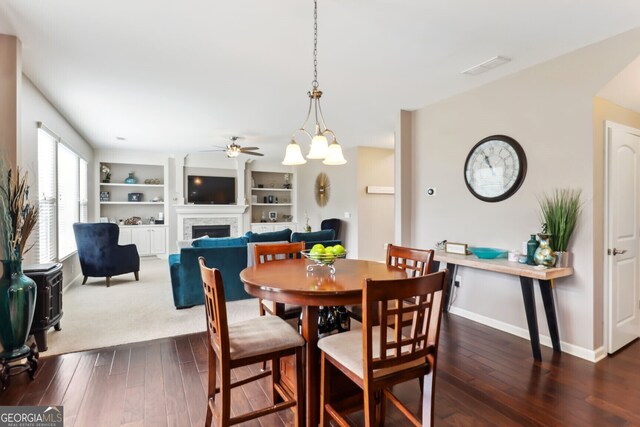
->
[[2, 0, 640, 160]]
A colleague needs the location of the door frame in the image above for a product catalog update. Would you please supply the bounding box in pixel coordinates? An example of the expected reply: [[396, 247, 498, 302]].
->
[[603, 120, 640, 353]]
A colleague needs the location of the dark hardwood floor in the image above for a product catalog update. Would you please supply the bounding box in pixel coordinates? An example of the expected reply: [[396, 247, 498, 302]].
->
[[1, 314, 639, 426]]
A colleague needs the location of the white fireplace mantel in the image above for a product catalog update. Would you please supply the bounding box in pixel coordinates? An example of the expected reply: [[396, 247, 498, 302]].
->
[[175, 204, 248, 215], [175, 204, 248, 239]]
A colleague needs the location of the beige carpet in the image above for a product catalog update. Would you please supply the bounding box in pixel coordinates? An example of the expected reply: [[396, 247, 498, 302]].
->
[[44, 257, 261, 356]]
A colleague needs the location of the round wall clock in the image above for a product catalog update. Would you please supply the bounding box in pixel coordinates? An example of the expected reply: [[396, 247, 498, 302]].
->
[[315, 172, 330, 207], [464, 135, 527, 202]]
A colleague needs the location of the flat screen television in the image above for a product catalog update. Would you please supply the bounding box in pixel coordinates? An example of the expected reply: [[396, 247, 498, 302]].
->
[[187, 176, 236, 205]]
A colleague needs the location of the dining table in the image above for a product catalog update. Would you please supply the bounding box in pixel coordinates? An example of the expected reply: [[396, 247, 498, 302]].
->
[[240, 257, 407, 426]]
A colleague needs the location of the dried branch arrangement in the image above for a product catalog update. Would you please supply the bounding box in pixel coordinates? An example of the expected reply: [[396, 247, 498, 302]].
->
[[0, 162, 38, 261]]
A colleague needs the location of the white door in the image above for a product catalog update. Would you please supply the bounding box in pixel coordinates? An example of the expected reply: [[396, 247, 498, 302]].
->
[[118, 228, 132, 246], [131, 228, 151, 256], [607, 122, 640, 353], [150, 228, 166, 254]]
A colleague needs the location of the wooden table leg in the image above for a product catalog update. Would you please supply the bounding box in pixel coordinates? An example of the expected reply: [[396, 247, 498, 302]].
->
[[302, 305, 319, 426], [538, 279, 561, 352], [519, 276, 542, 361]]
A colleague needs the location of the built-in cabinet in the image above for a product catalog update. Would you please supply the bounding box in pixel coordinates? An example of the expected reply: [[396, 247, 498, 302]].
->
[[118, 226, 167, 256], [250, 171, 297, 231], [98, 161, 169, 256], [250, 223, 299, 233]]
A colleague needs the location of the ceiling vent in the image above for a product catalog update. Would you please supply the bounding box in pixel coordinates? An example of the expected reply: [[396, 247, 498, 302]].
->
[[462, 56, 511, 76]]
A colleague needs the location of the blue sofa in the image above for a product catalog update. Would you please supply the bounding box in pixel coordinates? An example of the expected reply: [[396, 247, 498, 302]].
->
[[168, 229, 340, 309]]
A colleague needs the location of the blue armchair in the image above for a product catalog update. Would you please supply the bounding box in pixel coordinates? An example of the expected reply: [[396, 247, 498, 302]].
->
[[73, 223, 140, 287]]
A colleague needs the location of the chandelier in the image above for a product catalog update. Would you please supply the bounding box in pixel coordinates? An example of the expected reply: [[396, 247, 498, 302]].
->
[[282, 0, 347, 166]]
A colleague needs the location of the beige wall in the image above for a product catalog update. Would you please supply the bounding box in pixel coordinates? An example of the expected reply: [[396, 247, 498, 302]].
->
[[403, 28, 640, 359], [357, 147, 394, 261], [0, 34, 20, 169], [592, 97, 640, 347], [395, 110, 413, 246], [21, 76, 95, 287], [296, 147, 358, 256]]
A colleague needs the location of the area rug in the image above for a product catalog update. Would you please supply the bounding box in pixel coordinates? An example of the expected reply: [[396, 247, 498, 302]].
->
[[43, 257, 260, 356]]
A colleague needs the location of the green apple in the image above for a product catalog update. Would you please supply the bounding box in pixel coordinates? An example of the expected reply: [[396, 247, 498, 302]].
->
[[332, 244, 345, 255], [322, 246, 335, 261], [311, 243, 325, 253]]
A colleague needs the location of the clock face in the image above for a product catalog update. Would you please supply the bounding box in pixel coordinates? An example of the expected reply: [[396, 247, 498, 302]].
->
[[464, 135, 527, 202]]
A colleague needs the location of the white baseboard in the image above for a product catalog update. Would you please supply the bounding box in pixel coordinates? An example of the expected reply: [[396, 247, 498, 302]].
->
[[63, 273, 84, 292], [448, 306, 602, 363]]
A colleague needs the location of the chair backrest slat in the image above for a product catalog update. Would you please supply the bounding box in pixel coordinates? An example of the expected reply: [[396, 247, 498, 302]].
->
[[199, 257, 230, 359], [362, 270, 447, 376], [386, 244, 434, 277], [254, 242, 305, 265]]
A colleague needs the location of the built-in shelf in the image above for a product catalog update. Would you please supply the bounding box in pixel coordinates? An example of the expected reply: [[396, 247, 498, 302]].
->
[[250, 170, 295, 225], [100, 183, 164, 188], [251, 188, 292, 192], [100, 202, 165, 205]]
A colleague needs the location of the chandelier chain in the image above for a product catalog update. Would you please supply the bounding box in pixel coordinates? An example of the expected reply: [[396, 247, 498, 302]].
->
[[312, 0, 319, 88]]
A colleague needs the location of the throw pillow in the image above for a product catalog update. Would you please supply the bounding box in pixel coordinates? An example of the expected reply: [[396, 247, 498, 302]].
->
[[176, 234, 208, 249], [192, 236, 249, 248], [246, 228, 292, 243], [291, 229, 335, 243]]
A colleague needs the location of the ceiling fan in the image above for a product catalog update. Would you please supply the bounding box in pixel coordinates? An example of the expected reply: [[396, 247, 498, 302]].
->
[[205, 136, 264, 158]]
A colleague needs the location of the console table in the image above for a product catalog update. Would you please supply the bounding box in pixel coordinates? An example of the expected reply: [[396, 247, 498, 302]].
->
[[432, 251, 573, 361]]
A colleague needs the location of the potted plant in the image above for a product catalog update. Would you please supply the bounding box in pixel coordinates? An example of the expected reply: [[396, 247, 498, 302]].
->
[[538, 189, 582, 268], [0, 163, 38, 358]]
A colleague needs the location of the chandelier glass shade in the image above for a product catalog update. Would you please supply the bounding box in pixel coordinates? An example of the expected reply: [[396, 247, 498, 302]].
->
[[282, 0, 346, 166]]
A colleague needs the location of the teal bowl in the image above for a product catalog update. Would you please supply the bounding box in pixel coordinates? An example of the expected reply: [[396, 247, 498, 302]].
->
[[468, 247, 508, 259]]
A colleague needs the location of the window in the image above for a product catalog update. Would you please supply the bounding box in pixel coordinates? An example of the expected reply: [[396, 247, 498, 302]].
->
[[37, 126, 88, 262]]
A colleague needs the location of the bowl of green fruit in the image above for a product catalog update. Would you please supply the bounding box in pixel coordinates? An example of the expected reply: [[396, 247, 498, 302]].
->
[[301, 243, 347, 274]]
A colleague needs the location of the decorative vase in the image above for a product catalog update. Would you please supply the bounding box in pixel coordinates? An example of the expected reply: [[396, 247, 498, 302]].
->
[[534, 233, 557, 268], [124, 172, 138, 184], [555, 251, 570, 268], [526, 234, 538, 265], [0, 260, 37, 358]]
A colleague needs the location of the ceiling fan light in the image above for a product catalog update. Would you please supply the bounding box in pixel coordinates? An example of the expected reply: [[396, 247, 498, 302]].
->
[[307, 134, 329, 159], [323, 141, 347, 165], [226, 149, 240, 158], [282, 140, 307, 165]]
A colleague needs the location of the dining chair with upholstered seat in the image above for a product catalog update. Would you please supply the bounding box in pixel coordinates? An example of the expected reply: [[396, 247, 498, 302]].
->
[[348, 243, 434, 324], [198, 257, 305, 426], [254, 242, 305, 322], [318, 270, 447, 426]]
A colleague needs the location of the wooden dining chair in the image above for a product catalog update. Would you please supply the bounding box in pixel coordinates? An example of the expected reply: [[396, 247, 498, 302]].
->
[[254, 242, 305, 322], [349, 244, 435, 323], [198, 257, 305, 426], [318, 270, 447, 427]]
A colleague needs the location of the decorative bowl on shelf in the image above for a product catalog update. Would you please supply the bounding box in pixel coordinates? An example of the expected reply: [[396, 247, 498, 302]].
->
[[301, 249, 347, 274], [468, 247, 508, 259]]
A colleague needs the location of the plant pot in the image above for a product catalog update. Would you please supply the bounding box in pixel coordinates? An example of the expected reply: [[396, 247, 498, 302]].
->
[[534, 233, 557, 268], [555, 251, 570, 268], [0, 260, 37, 358]]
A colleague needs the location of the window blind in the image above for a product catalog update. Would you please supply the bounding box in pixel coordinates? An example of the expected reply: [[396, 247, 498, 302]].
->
[[57, 143, 79, 259], [37, 129, 57, 263], [79, 159, 88, 223]]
